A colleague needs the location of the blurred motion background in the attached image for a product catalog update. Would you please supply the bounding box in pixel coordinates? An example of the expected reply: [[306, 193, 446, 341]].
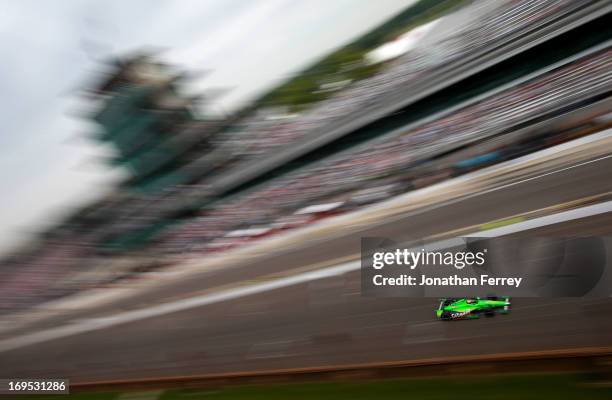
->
[[1, 0, 612, 398]]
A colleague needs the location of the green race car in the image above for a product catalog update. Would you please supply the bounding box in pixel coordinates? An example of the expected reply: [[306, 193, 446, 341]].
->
[[436, 297, 511, 320]]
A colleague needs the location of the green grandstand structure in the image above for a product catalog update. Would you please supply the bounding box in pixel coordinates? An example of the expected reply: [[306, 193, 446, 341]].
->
[[63, 54, 228, 252], [90, 55, 206, 194]]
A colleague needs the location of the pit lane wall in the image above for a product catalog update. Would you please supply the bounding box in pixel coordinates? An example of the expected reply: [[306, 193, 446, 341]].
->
[[70, 347, 612, 391]]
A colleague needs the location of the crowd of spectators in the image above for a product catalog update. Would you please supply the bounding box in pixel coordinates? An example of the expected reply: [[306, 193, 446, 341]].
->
[[158, 49, 612, 256], [0, 236, 93, 314], [199, 0, 590, 167]]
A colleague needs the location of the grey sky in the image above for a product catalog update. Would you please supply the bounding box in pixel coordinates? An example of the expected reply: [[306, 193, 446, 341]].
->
[[0, 0, 416, 255]]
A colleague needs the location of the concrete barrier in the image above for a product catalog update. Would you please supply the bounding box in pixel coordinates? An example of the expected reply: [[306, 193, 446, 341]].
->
[[71, 347, 612, 391]]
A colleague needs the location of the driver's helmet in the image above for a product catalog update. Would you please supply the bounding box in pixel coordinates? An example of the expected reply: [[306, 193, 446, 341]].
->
[[466, 298, 476, 304]]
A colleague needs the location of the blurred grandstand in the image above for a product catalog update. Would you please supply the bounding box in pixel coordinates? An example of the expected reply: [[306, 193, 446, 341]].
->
[[1, 0, 611, 317]]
